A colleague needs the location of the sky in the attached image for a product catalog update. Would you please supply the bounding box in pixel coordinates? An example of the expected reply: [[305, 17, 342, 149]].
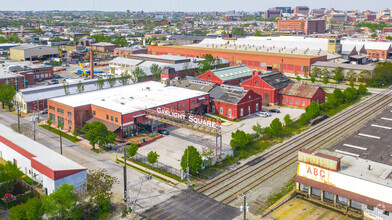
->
[[0, 0, 390, 12]]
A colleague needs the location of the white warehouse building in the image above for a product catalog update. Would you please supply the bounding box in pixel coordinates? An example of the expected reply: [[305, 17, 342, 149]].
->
[[0, 124, 86, 195]]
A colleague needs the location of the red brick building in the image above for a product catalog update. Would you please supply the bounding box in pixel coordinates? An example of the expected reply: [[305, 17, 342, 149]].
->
[[197, 65, 253, 85], [240, 71, 292, 105], [148, 45, 327, 75], [279, 83, 325, 107], [91, 42, 117, 53], [0, 74, 25, 90], [277, 20, 326, 35], [114, 46, 147, 57]]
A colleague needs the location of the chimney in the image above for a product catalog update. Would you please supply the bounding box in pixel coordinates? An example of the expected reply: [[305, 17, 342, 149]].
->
[[252, 70, 261, 76], [90, 49, 94, 79]]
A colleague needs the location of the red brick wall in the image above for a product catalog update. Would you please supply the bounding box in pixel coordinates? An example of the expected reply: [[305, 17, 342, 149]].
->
[[197, 70, 224, 85], [113, 48, 147, 57], [279, 88, 325, 108], [240, 75, 281, 104], [365, 48, 391, 59], [148, 46, 327, 75]]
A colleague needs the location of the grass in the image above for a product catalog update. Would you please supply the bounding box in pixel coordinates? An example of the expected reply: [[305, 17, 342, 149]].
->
[[91, 148, 100, 153], [39, 125, 81, 143], [257, 180, 296, 214], [116, 159, 177, 185], [22, 176, 37, 185]]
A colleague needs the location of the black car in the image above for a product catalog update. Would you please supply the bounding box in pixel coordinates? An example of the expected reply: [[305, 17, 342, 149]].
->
[[53, 74, 62, 79], [157, 129, 169, 135], [268, 109, 280, 113]]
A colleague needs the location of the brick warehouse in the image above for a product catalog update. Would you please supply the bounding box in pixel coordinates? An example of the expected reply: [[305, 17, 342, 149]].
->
[[148, 45, 327, 75], [47, 81, 210, 139]]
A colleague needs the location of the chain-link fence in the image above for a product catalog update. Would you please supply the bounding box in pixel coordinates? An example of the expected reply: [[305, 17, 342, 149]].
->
[[132, 153, 183, 178]]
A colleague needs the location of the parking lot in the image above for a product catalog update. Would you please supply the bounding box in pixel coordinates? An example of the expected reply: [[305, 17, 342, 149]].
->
[[267, 197, 354, 220], [137, 107, 305, 170]]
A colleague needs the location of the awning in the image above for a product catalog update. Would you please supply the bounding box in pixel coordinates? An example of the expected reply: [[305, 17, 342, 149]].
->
[[198, 97, 206, 100], [133, 113, 145, 118], [85, 117, 120, 132]]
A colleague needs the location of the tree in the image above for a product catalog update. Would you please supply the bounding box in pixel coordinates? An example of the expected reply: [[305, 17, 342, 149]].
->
[[0, 84, 16, 109], [321, 68, 330, 78], [81, 121, 116, 150], [322, 77, 329, 85], [131, 67, 147, 83], [343, 87, 357, 103], [265, 118, 283, 137], [230, 130, 253, 152], [311, 67, 322, 78], [305, 101, 321, 119], [183, 62, 190, 76], [150, 64, 162, 81], [371, 32, 378, 38], [62, 82, 70, 95], [346, 70, 356, 82], [43, 183, 83, 220], [9, 197, 44, 220], [106, 75, 116, 88], [310, 76, 316, 83], [231, 27, 247, 36], [358, 70, 372, 83], [118, 72, 131, 85], [180, 146, 202, 175], [358, 84, 367, 95], [333, 88, 344, 104], [386, 36, 392, 40], [284, 114, 293, 128], [47, 118, 52, 127], [126, 144, 138, 158], [76, 80, 84, 93], [0, 161, 24, 191], [147, 151, 159, 165], [252, 122, 263, 137], [96, 77, 105, 90], [73, 129, 79, 138], [296, 75, 301, 82], [332, 67, 345, 83], [196, 60, 212, 76]]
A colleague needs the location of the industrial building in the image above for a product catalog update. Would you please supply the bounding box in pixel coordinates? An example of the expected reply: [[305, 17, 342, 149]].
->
[[277, 20, 326, 35], [0, 123, 86, 195], [91, 42, 117, 53], [278, 83, 326, 107], [113, 46, 147, 57], [197, 65, 253, 86], [10, 45, 59, 61], [5, 61, 54, 85], [311, 61, 376, 80], [47, 81, 210, 138]]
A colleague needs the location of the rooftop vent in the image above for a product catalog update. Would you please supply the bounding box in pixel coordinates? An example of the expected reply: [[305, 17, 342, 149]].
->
[[120, 102, 125, 105], [101, 99, 105, 101]]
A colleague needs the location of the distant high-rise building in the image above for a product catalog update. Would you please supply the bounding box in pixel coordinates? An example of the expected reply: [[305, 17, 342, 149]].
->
[[277, 20, 326, 35], [294, 6, 310, 15], [273, 7, 292, 14], [264, 10, 282, 19]]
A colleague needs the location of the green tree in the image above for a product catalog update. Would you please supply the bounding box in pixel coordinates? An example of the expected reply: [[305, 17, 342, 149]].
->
[[76, 80, 84, 93], [150, 64, 162, 81], [305, 101, 321, 119], [62, 82, 70, 95], [231, 27, 247, 36], [310, 76, 316, 83], [47, 118, 52, 127], [96, 77, 105, 90], [296, 75, 301, 82], [9, 197, 44, 220], [386, 36, 392, 40], [322, 77, 329, 85], [333, 88, 344, 104], [0, 84, 16, 109], [321, 68, 330, 78], [358, 70, 372, 83], [230, 130, 253, 152], [147, 151, 159, 165], [81, 121, 116, 150], [131, 67, 147, 83], [284, 114, 293, 128], [126, 144, 138, 158], [43, 183, 83, 219], [118, 72, 131, 85], [0, 161, 24, 191], [346, 70, 356, 82], [332, 67, 345, 83], [311, 67, 322, 78], [195, 60, 212, 76], [265, 118, 283, 137], [252, 122, 263, 137], [106, 75, 117, 88], [371, 33, 378, 38], [343, 87, 357, 103], [358, 84, 367, 95], [180, 146, 202, 175]]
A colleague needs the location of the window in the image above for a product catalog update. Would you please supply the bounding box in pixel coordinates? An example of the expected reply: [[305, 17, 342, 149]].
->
[[367, 205, 374, 211], [115, 117, 118, 123], [383, 211, 389, 216], [296, 100, 299, 105], [220, 107, 223, 114], [106, 115, 109, 120], [93, 111, 96, 115], [192, 100, 195, 106], [249, 95, 251, 99], [68, 120, 72, 125], [240, 108, 243, 116], [68, 112, 72, 117], [57, 116, 64, 125], [85, 110, 88, 116], [283, 98, 286, 103], [256, 103, 259, 111], [228, 108, 232, 117], [49, 105, 55, 110], [49, 113, 55, 122], [208, 75, 211, 78], [302, 101, 305, 106], [171, 106, 174, 110], [111, 116, 113, 121], [183, 103, 186, 108], [178, 103, 181, 109], [255, 81, 259, 85], [57, 108, 64, 113], [289, 99, 292, 104]]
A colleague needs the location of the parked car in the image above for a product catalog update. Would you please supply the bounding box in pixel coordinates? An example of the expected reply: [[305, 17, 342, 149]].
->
[[53, 74, 62, 79], [51, 79, 59, 84], [40, 109, 48, 114], [157, 129, 170, 135], [36, 78, 44, 82], [62, 78, 68, 82], [256, 112, 271, 118], [268, 109, 280, 113]]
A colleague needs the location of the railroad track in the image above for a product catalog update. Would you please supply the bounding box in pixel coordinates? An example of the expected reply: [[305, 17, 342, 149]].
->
[[195, 88, 392, 205]]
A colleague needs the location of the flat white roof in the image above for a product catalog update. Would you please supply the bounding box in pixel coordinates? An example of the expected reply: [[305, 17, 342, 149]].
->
[[0, 123, 86, 171], [51, 81, 208, 114]]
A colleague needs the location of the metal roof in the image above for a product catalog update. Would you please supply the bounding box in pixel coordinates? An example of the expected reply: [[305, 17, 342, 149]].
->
[[260, 71, 292, 89], [312, 61, 376, 71], [279, 83, 321, 99], [211, 65, 252, 82]]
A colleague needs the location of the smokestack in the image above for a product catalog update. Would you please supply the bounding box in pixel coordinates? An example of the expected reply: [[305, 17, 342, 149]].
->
[[90, 49, 94, 79]]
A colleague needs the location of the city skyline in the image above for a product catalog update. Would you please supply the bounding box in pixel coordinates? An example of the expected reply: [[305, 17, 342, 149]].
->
[[1, 0, 391, 12]]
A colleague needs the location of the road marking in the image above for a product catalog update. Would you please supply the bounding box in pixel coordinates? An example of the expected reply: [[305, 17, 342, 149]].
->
[[338, 214, 347, 220], [381, 117, 392, 121], [371, 124, 392, 130], [358, 133, 380, 139], [298, 207, 317, 220], [335, 150, 360, 157], [318, 210, 331, 220], [343, 144, 367, 151], [276, 202, 304, 220]]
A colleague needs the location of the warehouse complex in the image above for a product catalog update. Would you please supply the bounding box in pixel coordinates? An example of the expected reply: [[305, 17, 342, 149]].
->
[[10, 45, 59, 61], [48, 81, 210, 138], [0, 124, 86, 195]]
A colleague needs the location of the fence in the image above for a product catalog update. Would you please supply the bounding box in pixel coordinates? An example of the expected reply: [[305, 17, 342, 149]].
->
[[132, 153, 183, 178]]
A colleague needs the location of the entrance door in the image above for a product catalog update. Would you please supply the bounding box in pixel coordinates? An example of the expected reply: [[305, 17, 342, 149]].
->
[[264, 94, 270, 105], [248, 106, 250, 115], [212, 105, 215, 113]]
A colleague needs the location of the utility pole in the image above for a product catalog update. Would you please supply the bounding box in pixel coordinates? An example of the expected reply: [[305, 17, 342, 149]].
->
[[131, 174, 152, 215], [16, 102, 21, 133], [124, 145, 128, 209], [33, 111, 36, 140], [238, 191, 251, 220], [58, 122, 63, 155]]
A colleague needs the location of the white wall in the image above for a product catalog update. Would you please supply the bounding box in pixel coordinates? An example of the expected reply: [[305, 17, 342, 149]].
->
[[54, 170, 86, 191], [0, 141, 32, 176]]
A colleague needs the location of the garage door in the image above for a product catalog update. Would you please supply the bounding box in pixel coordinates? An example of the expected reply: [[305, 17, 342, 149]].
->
[[337, 195, 347, 205], [324, 191, 334, 201], [311, 187, 321, 197]]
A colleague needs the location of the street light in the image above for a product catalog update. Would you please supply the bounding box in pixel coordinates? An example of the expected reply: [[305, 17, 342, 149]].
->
[[58, 122, 64, 155]]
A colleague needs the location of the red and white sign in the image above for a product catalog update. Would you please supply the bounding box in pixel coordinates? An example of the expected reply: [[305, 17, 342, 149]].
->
[[298, 163, 331, 184]]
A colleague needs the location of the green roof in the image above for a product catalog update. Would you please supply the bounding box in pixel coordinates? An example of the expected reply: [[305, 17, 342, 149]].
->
[[211, 65, 252, 82]]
